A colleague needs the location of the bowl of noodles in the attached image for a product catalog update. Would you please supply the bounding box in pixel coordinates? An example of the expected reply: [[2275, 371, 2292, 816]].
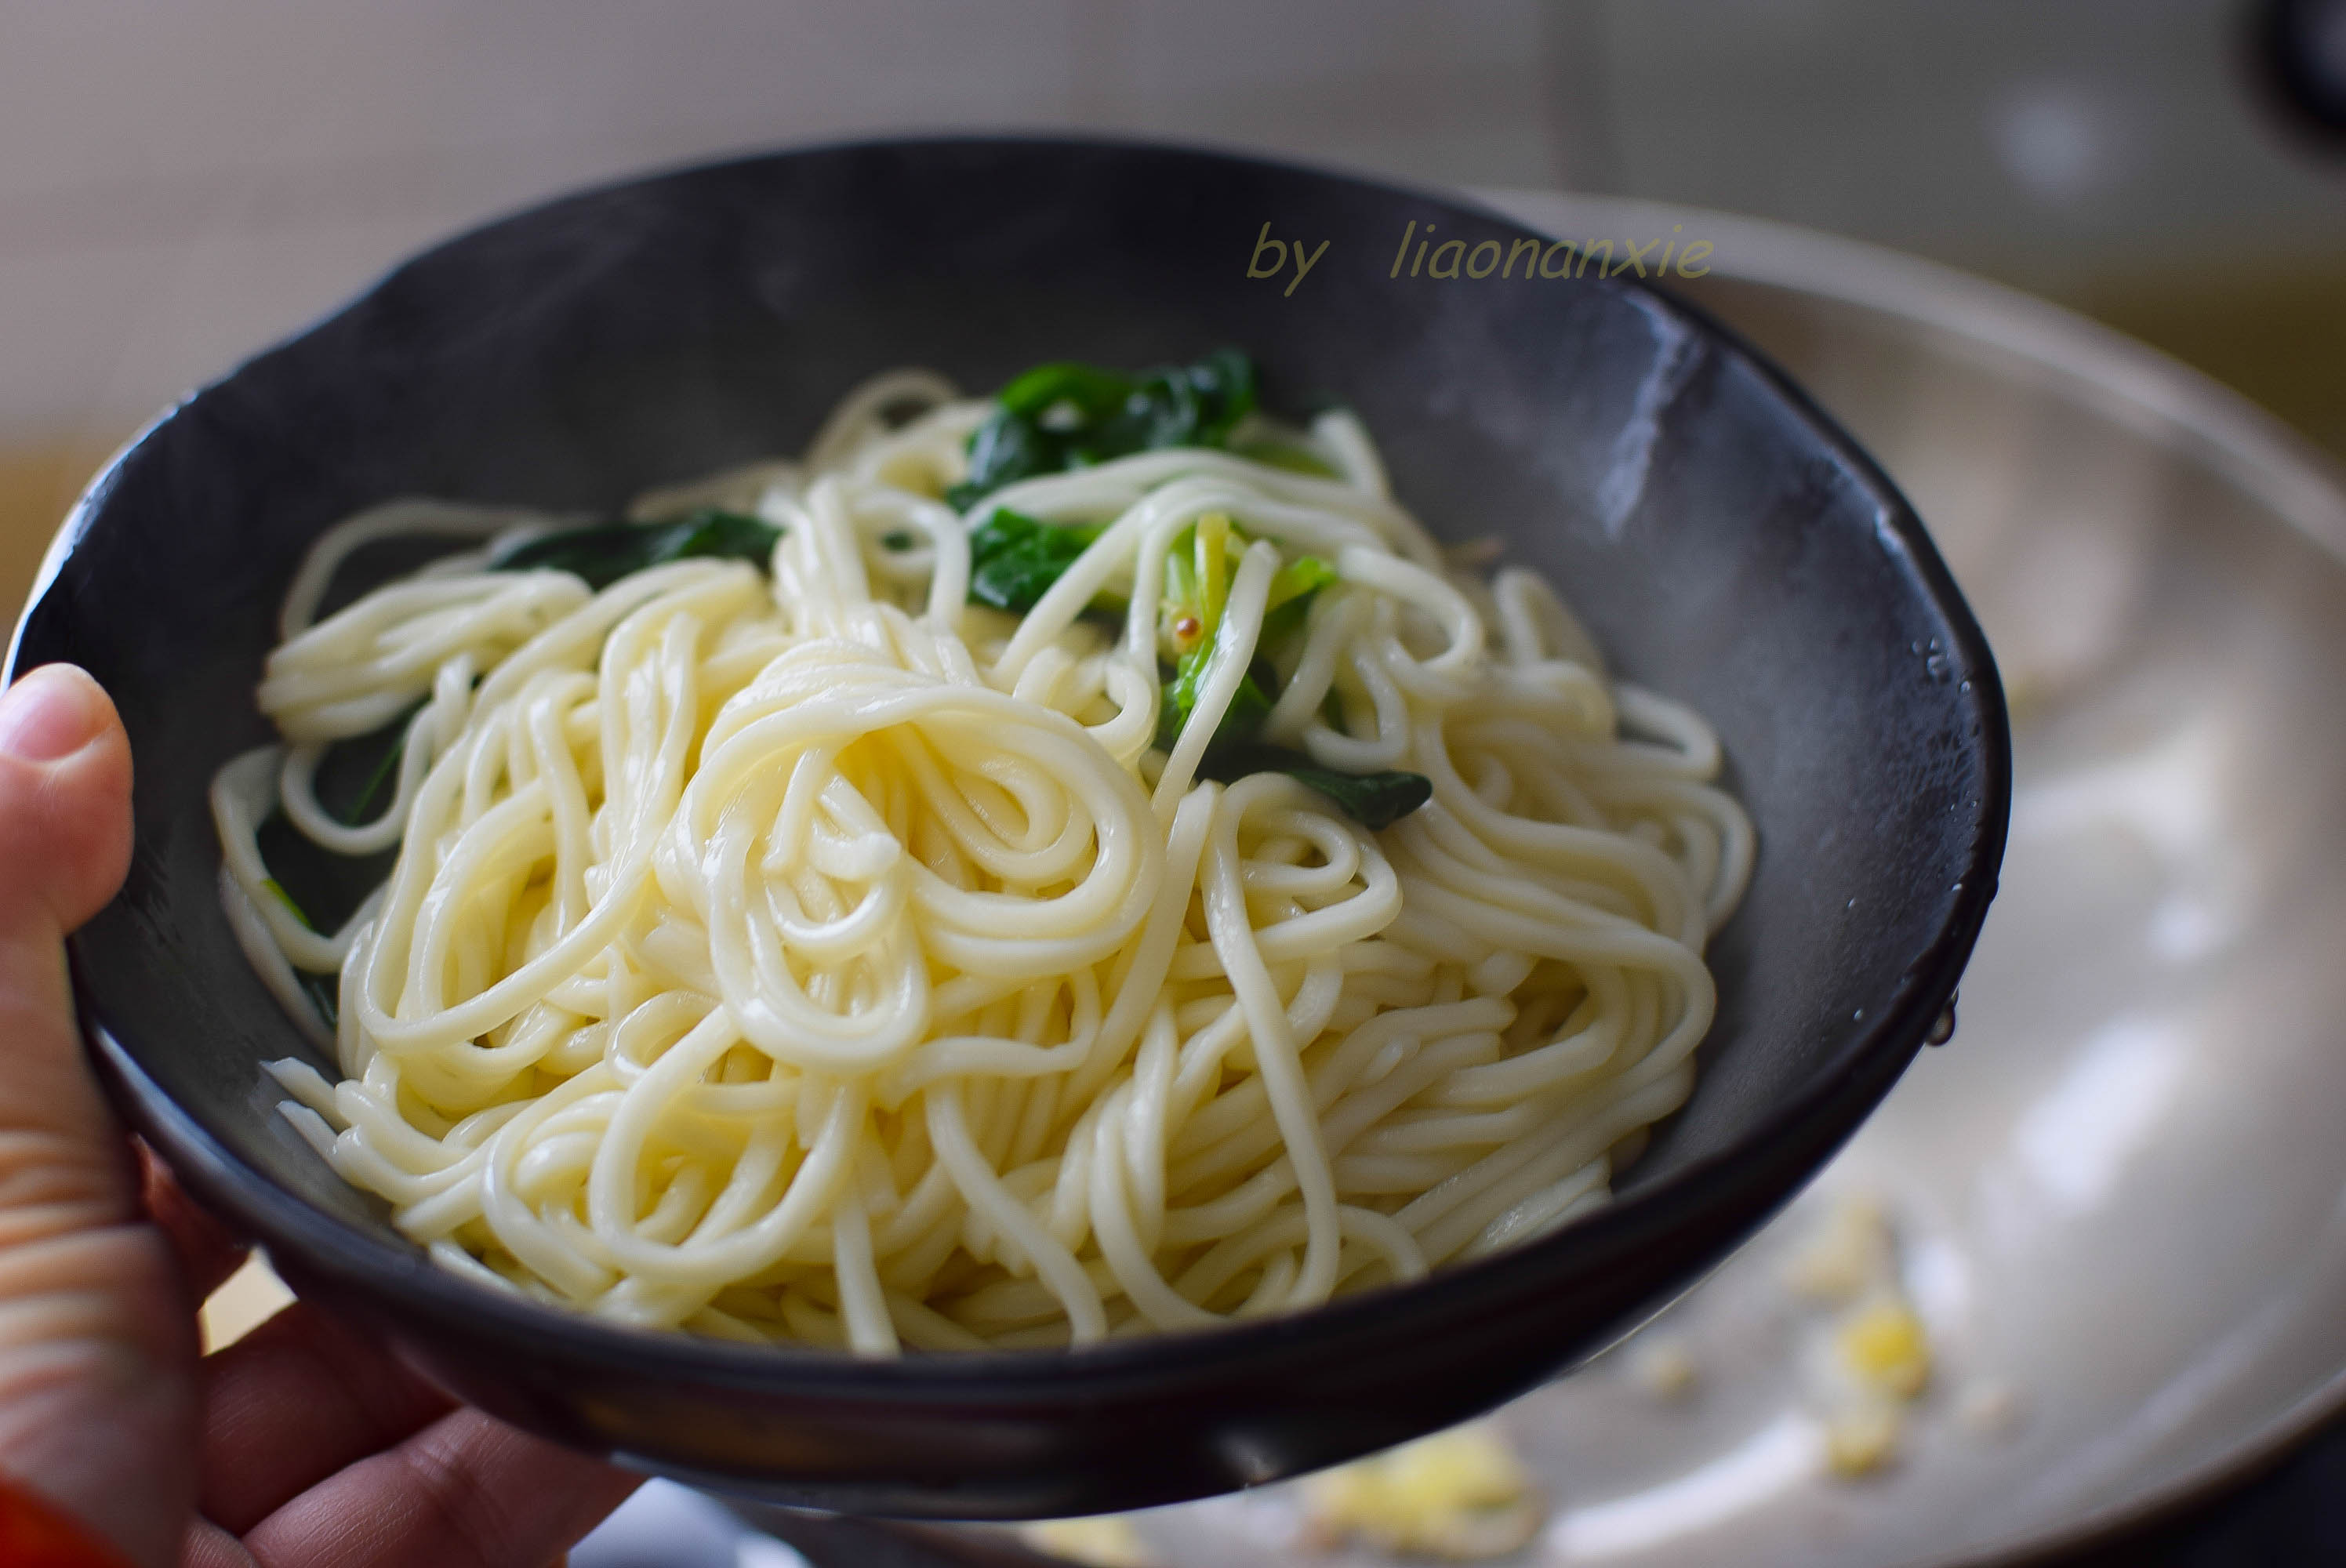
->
[[6, 137, 2007, 1515]]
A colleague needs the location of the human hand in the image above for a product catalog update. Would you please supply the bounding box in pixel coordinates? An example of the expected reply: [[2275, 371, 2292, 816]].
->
[[0, 664, 639, 1567]]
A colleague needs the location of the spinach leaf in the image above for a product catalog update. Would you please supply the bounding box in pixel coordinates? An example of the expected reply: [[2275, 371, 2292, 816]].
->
[[310, 700, 422, 827], [1153, 524, 1333, 757], [1232, 439, 1338, 478], [1200, 743, 1433, 830], [262, 877, 314, 931], [968, 507, 1106, 614], [948, 349, 1258, 509], [1156, 655, 1276, 756], [260, 879, 347, 1027], [344, 731, 406, 825], [490, 507, 780, 590], [297, 969, 342, 1028], [1258, 554, 1338, 648], [256, 809, 398, 952], [1156, 602, 1432, 830]]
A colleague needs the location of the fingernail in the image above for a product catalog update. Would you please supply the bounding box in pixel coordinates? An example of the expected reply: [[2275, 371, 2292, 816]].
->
[[0, 665, 106, 762]]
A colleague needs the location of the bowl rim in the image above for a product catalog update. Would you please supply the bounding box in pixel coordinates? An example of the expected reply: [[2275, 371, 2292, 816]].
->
[[19, 132, 2010, 1409]]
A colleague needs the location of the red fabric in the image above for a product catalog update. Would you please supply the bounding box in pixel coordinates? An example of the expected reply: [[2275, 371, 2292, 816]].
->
[[0, 1479, 133, 1568]]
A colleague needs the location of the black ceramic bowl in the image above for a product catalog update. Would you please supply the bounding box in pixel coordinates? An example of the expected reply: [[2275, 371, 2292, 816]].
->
[[6, 137, 2007, 1518]]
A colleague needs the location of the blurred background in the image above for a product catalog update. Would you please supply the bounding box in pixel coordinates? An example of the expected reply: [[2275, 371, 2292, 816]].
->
[[15, 4, 2346, 1563], [7, 0, 2346, 626]]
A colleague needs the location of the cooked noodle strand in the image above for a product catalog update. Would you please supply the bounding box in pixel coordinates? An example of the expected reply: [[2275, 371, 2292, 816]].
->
[[216, 368, 1752, 1348]]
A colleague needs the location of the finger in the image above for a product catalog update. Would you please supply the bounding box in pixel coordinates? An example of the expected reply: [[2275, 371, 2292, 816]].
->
[[0, 666, 138, 1180], [138, 1145, 249, 1303], [0, 666, 137, 1164], [240, 1408, 637, 1568], [0, 663, 194, 1568], [181, 1517, 257, 1568], [0, 665, 133, 940], [196, 1301, 455, 1534]]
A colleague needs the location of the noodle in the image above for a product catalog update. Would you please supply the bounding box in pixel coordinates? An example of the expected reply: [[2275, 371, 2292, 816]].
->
[[214, 366, 1753, 1353]]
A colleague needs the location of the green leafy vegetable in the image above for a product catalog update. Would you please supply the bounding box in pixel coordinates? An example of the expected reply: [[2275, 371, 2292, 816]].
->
[[263, 878, 315, 931], [1156, 641, 1431, 829], [968, 507, 1107, 614], [1200, 744, 1433, 830], [1146, 516, 1428, 828], [1156, 653, 1276, 755], [1232, 439, 1338, 478], [345, 731, 405, 825], [1157, 515, 1263, 754], [297, 970, 341, 1027], [255, 809, 398, 966], [321, 701, 423, 827], [1259, 554, 1338, 647], [490, 507, 780, 590], [948, 349, 1258, 509], [944, 352, 1425, 829], [1152, 514, 1334, 757], [261, 880, 342, 1024]]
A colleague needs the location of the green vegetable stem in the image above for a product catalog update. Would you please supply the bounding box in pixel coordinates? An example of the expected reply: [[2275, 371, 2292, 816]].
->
[[1146, 509, 1432, 829]]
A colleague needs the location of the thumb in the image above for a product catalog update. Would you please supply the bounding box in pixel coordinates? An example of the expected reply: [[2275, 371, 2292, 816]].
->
[[0, 664, 197, 1568], [0, 665, 133, 939], [0, 665, 135, 1156]]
